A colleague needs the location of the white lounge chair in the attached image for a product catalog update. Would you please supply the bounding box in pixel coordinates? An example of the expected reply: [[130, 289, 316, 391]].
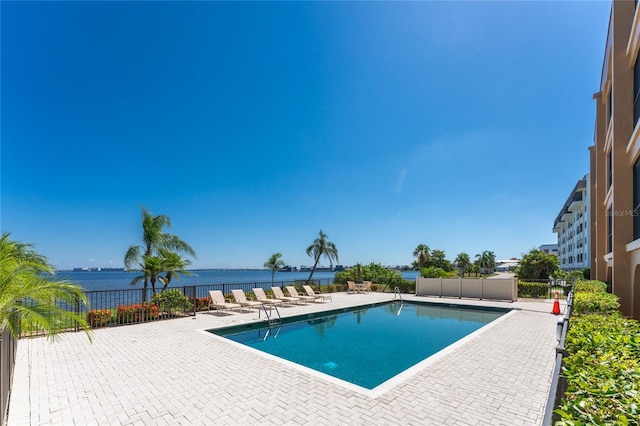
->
[[252, 288, 284, 306], [271, 286, 301, 305], [208, 290, 241, 315], [302, 285, 332, 302], [285, 286, 316, 303], [231, 289, 263, 311]]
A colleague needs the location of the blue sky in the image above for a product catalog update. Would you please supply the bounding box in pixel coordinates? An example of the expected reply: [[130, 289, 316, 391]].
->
[[1, 1, 610, 270]]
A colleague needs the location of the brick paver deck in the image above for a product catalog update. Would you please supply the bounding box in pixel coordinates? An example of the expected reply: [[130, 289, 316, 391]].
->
[[7, 293, 562, 425]]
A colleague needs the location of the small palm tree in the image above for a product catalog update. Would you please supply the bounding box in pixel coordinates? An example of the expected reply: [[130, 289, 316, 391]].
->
[[129, 255, 166, 294], [413, 244, 430, 270], [159, 249, 194, 291], [125, 206, 196, 299], [264, 252, 285, 285], [0, 232, 91, 340], [475, 251, 496, 276], [454, 252, 471, 277], [306, 230, 339, 284]]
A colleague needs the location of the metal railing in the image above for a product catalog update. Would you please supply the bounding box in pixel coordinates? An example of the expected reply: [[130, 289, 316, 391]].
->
[[18, 278, 334, 337], [542, 291, 574, 425], [1, 313, 19, 426]]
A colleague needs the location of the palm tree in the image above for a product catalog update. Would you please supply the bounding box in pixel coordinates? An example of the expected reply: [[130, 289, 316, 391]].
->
[[306, 230, 339, 285], [124, 206, 196, 299], [413, 244, 430, 270], [264, 252, 286, 285], [129, 255, 166, 294], [159, 249, 193, 291], [476, 251, 496, 276], [454, 252, 471, 277], [0, 232, 91, 340]]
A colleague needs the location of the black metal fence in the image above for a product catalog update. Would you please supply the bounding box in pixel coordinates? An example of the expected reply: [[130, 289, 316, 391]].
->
[[516, 279, 572, 299], [1, 314, 19, 426], [19, 278, 334, 337], [542, 291, 574, 425]]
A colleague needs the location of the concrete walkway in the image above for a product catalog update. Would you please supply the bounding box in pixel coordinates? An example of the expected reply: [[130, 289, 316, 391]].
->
[[7, 293, 563, 425]]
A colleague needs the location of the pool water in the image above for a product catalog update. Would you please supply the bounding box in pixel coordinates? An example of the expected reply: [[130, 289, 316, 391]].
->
[[212, 302, 507, 389]]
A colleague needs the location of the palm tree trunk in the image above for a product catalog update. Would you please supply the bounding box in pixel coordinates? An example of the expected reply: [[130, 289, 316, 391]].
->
[[307, 255, 321, 284]]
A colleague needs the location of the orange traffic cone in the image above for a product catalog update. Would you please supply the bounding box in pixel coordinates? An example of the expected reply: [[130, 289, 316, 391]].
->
[[551, 291, 561, 315]]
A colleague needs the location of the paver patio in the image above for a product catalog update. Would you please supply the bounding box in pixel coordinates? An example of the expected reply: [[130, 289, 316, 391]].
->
[[7, 293, 562, 425]]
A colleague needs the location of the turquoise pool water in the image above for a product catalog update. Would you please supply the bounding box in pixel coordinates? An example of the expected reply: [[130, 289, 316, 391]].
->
[[211, 302, 507, 389]]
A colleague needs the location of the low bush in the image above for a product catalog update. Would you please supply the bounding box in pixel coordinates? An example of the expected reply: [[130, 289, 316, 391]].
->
[[116, 303, 160, 323], [396, 280, 415, 293], [86, 309, 112, 327], [517, 281, 549, 298], [573, 291, 620, 316], [370, 284, 379, 292], [195, 297, 210, 311], [556, 314, 640, 425], [325, 285, 335, 293], [151, 289, 193, 315], [573, 280, 607, 293]]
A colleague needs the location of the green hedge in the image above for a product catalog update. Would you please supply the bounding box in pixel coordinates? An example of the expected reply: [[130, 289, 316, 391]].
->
[[573, 280, 607, 293], [555, 279, 640, 425], [556, 314, 640, 425], [572, 291, 620, 316], [517, 281, 548, 298]]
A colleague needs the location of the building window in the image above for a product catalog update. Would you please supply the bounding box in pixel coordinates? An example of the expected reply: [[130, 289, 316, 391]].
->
[[608, 208, 613, 253], [635, 53, 640, 126], [634, 157, 640, 240], [607, 150, 613, 189]]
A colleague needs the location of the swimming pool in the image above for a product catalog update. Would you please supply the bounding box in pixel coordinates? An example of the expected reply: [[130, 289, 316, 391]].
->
[[210, 301, 509, 391]]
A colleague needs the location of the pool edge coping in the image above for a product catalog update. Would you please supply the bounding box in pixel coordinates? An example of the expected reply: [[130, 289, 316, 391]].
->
[[196, 300, 517, 399]]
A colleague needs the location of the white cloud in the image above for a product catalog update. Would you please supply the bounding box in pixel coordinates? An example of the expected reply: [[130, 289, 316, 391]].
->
[[394, 168, 408, 193]]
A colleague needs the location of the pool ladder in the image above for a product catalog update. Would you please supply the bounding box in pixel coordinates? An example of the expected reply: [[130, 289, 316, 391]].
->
[[260, 304, 282, 340], [393, 287, 403, 302], [393, 287, 404, 316], [261, 303, 281, 327]]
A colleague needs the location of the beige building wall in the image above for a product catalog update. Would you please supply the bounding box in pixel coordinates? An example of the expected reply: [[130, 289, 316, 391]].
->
[[591, 0, 640, 319]]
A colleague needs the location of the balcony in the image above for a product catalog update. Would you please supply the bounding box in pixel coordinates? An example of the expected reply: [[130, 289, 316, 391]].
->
[[568, 191, 584, 212]]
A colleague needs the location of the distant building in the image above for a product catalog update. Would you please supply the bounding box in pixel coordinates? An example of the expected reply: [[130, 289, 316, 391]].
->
[[589, 0, 640, 319], [495, 259, 519, 272], [553, 174, 591, 271], [538, 244, 559, 256]]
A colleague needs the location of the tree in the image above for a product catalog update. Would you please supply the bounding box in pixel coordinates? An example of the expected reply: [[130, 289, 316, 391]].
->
[[517, 248, 558, 280], [454, 252, 471, 277], [412, 244, 430, 270], [0, 232, 91, 340], [306, 230, 339, 284], [430, 249, 453, 271], [124, 206, 196, 299], [264, 252, 285, 285], [158, 249, 193, 291], [475, 251, 496, 276]]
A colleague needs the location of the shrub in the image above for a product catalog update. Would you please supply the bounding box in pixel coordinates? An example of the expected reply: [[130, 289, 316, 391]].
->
[[325, 285, 335, 293], [573, 292, 620, 316], [517, 281, 549, 298], [86, 309, 112, 327], [420, 266, 457, 278], [334, 262, 404, 287], [396, 280, 416, 293], [151, 289, 193, 315], [370, 284, 379, 292], [556, 314, 640, 425], [573, 280, 607, 293], [195, 297, 210, 311], [116, 303, 160, 323]]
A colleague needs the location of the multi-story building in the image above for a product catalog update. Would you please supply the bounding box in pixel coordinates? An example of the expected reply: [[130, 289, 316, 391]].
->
[[538, 244, 559, 256], [553, 175, 591, 271], [590, 0, 640, 319]]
